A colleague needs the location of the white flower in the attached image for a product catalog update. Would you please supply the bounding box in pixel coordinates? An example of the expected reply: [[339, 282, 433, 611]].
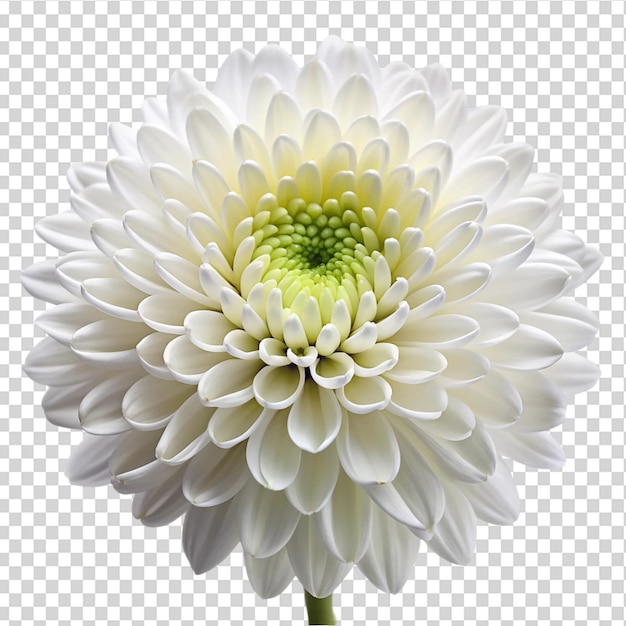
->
[[24, 37, 602, 599]]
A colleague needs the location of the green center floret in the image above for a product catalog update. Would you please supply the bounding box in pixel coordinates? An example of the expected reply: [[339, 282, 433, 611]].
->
[[255, 194, 371, 290]]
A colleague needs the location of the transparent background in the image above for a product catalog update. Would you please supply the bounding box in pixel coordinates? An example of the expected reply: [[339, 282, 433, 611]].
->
[[2, 1, 623, 624]]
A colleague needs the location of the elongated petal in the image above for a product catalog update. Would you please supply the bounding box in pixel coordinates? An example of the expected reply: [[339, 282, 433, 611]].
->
[[244, 547, 294, 599]]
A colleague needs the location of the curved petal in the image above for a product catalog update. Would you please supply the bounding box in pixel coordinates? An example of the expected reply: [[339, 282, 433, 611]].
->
[[64, 432, 126, 486], [336, 375, 391, 414], [244, 547, 294, 600], [315, 470, 372, 563], [357, 505, 421, 593], [336, 411, 400, 485], [208, 399, 273, 448], [287, 381, 343, 453], [182, 499, 240, 574], [183, 443, 249, 507], [253, 365, 305, 410], [286, 446, 340, 514], [287, 515, 351, 599], [132, 468, 189, 527], [237, 479, 300, 558]]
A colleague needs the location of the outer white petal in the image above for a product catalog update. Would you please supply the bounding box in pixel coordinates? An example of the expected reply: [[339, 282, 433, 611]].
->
[[182, 443, 248, 507], [207, 399, 273, 449], [246, 410, 301, 491], [336, 375, 391, 414], [35, 302, 106, 346], [543, 352, 601, 397], [35, 211, 94, 252], [22, 260, 76, 305], [286, 446, 340, 514], [66, 161, 106, 192], [165, 336, 229, 385], [109, 428, 179, 494], [42, 381, 95, 429], [479, 324, 563, 371], [461, 456, 520, 525], [426, 483, 476, 565], [79, 370, 143, 435], [237, 479, 300, 558], [155, 394, 214, 465], [132, 467, 189, 527], [287, 381, 343, 453], [336, 411, 400, 485], [253, 365, 305, 410], [182, 500, 240, 574], [490, 430, 566, 469], [357, 505, 420, 594], [287, 515, 351, 599], [315, 470, 372, 563], [244, 547, 295, 600], [122, 375, 196, 431], [65, 432, 126, 486]]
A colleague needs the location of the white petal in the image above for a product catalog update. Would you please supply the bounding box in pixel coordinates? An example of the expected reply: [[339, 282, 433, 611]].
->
[[35, 211, 94, 252], [265, 92, 303, 144], [66, 161, 107, 192], [418, 396, 475, 442], [480, 262, 570, 310], [521, 299, 599, 351], [302, 110, 341, 163], [384, 90, 435, 153], [253, 365, 305, 410], [90, 218, 134, 256], [36, 302, 106, 346], [439, 156, 508, 207], [208, 399, 273, 448], [150, 162, 202, 210], [237, 480, 300, 558], [64, 432, 125, 486], [251, 43, 298, 90], [426, 484, 476, 565], [336, 375, 391, 414], [71, 183, 129, 223], [198, 358, 262, 407], [451, 302, 519, 348], [109, 429, 178, 494], [106, 157, 161, 213], [155, 394, 214, 465], [113, 248, 169, 295], [246, 410, 301, 491], [164, 335, 227, 384], [490, 430, 566, 469], [80, 277, 144, 321], [137, 123, 192, 170], [286, 446, 340, 514], [433, 262, 491, 303], [452, 368, 521, 429], [296, 59, 333, 111], [184, 310, 237, 351], [132, 468, 189, 527], [340, 322, 378, 354], [154, 252, 213, 306], [183, 443, 248, 506], [316, 35, 380, 86], [288, 381, 343, 453], [315, 470, 372, 563], [244, 547, 294, 600], [332, 74, 378, 128], [502, 370, 566, 432], [544, 352, 600, 397], [109, 122, 139, 158], [22, 260, 76, 305], [393, 314, 479, 349], [310, 352, 355, 389], [182, 500, 240, 574], [138, 292, 199, 334], [136, 331, 176, 380], [337, 411, 400, 484], [357, 506, 420, 593], [287, 515, 351, 598], [437, 348, 489, 387], [462, 456, 520, 524], [122, 375, 195, 431], [367, 419, 445, 530], [386, 379, 447, 420], [384, 346, 446, 384], [71, 319, 150, 367], [42, 381, 95, 429], [79, 370, 143, 435], [480, 324, 563, 371], [454, 106, 508, 160]]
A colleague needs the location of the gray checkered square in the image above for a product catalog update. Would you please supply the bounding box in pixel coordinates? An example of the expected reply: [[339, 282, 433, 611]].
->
[[3, 1, 622, 624]]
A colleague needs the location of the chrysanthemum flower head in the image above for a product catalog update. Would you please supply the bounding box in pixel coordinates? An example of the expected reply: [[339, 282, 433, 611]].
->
[[24, 37, 601, 599]]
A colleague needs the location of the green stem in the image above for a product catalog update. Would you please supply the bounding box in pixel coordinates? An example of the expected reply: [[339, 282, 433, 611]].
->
[[304, 591, 336, 625]]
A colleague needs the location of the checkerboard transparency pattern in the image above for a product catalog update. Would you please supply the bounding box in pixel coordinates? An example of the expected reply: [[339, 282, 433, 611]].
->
[[3, 1, 623, 624]]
